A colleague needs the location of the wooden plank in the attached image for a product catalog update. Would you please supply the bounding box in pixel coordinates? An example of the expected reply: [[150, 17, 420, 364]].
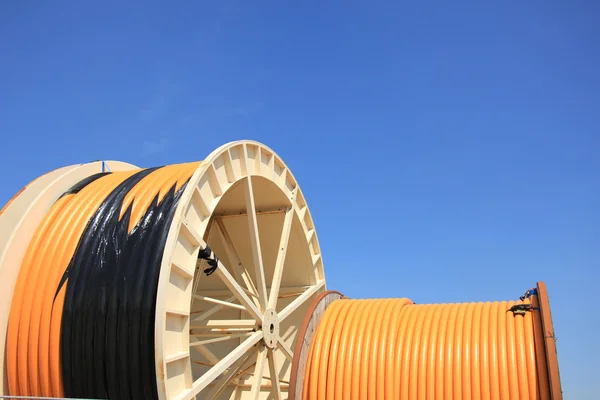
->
[[215, 259, 262, 322], [190, 319, 257, 329], [192, 295, 246, 311], [214, 217, 260, 304], [193, 344, 220, 365], [190, 333, 252, 347], [204, 348, 257, 399], [268, 207, 294, 310], [250, 345, 268, 400], [165, 351, 189, 364], [192, 295, 237, 321], [171, 259, 194, 279], [268, 349, 282, 400], [242, 162, 268, 311], [277, 337, 294, 362], [181, 221, 202, 247]]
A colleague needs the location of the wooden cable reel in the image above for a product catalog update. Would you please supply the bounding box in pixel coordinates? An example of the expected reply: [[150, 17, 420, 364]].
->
[[288, 285, 563, 400], [0, 140, 326, 399]]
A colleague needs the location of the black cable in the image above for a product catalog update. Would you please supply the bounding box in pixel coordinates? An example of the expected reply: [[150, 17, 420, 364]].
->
[[58, 167, 190, 399], [56, 171, 111, 201], [198, 245, 219, 275]]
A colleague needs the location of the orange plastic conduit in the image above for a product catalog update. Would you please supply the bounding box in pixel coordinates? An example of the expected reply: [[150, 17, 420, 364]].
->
[[6, 162, 199, 398], [303, 297, 552, 400]]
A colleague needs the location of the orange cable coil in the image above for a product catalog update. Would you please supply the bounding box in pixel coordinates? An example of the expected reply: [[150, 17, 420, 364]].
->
[[303, 297, 551, 400], [6, 162, 199, 398]]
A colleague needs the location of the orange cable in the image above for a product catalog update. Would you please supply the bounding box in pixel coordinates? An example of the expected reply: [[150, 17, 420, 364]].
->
[[303, 298, 552, 400]]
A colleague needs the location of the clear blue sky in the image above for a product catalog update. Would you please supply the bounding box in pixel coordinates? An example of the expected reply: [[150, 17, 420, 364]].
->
[[1, 1, 598, 397]]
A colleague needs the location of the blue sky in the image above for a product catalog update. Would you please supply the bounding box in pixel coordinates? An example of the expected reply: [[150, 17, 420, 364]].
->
[[1, 1, 598, 397]]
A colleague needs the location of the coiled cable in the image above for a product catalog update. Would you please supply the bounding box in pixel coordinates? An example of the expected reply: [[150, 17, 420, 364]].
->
[[303, 298, 551, 400], [7, 162, 199, 399]]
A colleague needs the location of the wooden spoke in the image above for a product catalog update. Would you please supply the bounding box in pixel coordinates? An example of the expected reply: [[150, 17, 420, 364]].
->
[[176, 331, 264, 400], [192, 294, 246, 311], [214, 257, 262, 322], [243, 173, 268, 311], [279, 280, 325, 322], [190, 332, 251, 338], [232, 356, 260, 385], [190, 333, 253, 347], [190, 319, 257, 330], [250, 345, 268, 400], [277, 336, 294, 362], [193, 344, 220, 365], [267, 349, 282, 400], [267, 207, 294, 310], [205, 348, 257, 400], [213, 217, 260, 304], [192, 295, 237, 321]]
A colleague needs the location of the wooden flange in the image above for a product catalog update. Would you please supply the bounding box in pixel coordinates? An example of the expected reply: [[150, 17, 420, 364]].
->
[[154, 140, 327, 399], [288, 290, 346, 400], [536, 281, 563, 400]]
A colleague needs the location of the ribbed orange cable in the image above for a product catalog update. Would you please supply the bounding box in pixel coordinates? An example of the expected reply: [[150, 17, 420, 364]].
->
[[303, 298, 551, 400], [6, 162, 199, 398]]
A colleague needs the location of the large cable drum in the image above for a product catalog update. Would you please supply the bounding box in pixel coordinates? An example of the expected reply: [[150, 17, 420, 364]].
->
[[288, 285, 563, 400], [0, 140, 326, 399]]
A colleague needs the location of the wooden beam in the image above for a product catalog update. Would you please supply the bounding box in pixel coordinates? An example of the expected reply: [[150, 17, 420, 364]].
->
[[250, 345, 268, 400], [192, 344, 220, 365], [243, 172, 268, 311], [277, 337, 294, 362], [268, 349, 282, 400], [213, 217, 260, 304], [192, 295, 237, 321], [192, 295, 246, 311], [190, 333, 252, 347], [190, 319, 257, 330], [204, 348, 257, 400], [214, 259, 262, 322], [267, 207, 294, 310]]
